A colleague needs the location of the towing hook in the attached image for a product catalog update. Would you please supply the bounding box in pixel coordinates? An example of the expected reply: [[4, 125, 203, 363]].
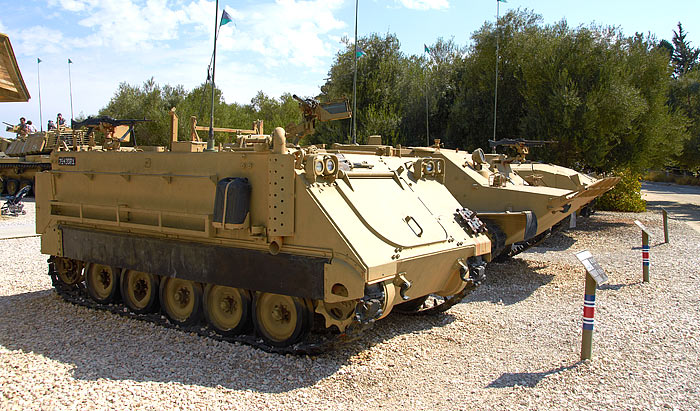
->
[[393, 273, 412, 301], [470, 264, 486, 283], [457, 258, 486, 283], [457, 259, 470, 282]]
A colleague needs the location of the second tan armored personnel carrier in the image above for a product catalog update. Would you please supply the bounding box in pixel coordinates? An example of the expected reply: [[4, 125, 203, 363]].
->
[[0, 32, 35, 195], [36, 125, 491, 352], [487, 139, 620, 217], [325, 139, 595, 258], [1, 128, 87, 195]]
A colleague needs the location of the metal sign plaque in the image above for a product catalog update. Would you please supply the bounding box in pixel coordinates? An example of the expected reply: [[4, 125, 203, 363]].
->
[[575, 250, 608, 284], [634, 220, 651, 236], [58, 156, 76, 166]]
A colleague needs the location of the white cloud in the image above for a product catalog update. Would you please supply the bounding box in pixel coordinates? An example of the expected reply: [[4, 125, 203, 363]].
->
[[29, 0, 345, 65], [216, 0, 346, 68], [14, 26, 67, 55], [395, 0, 448, 10], [2, 0, 347, 135], [47, 0, 94, 12]]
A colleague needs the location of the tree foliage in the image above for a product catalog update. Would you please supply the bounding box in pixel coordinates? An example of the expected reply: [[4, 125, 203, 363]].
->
[[96, 11, 698, 175], [99, 78, 301, 147], [670, 22, 700, 76], [662, 23, 700, 172], [315, 10, 690, 173]]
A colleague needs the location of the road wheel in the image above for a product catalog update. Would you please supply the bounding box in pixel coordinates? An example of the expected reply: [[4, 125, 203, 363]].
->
[[203, 285, 252, 336], [85, 263, 120, 304], [55, 257, 84, 286], [160, 277, 203, 326], [5, 178, 19, 196], [121, 270, 159, 314], [253, 292, 312, 347]]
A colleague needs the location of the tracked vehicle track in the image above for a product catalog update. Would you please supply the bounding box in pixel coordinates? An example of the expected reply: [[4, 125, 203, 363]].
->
[[48, 259, 477, 355]]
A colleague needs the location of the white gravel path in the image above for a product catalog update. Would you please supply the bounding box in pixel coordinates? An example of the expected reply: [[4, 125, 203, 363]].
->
[[1, 203, 699, 410]]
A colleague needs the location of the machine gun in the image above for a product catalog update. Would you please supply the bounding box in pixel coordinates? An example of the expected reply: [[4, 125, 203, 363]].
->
[[286, 95, 352, 144], [3, 121, 21, 134], [72, 116, 152, 150], [488, 138, 557, 162]]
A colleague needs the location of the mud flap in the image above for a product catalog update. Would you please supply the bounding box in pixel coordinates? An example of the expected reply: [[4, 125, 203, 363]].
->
[[523, 210, 538, 241]]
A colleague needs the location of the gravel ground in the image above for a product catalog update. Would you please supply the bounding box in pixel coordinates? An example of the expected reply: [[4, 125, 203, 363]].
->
[[0, 198, 35, 228], [1, 203, 699, 410]]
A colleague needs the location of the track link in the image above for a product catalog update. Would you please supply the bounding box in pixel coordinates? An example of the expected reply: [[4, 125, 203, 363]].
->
[[48, 259, 372, 356]]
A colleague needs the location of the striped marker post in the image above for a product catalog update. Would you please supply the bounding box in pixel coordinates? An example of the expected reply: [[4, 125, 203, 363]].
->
[[642, 231, 650, 283], [581, 272, 597, 360], [662, 209, 669, 244], [634, 220, 652, 283], [575, 250, 607, 361]]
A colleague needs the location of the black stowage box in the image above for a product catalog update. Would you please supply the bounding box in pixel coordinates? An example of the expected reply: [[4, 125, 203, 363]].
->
[[213, 177, 251, 227]]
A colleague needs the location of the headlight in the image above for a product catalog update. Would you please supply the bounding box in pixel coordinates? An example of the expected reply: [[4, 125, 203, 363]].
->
[[314, 159, 324, 175], [425, 161, 435, 173], [325, 157, 336, 174]]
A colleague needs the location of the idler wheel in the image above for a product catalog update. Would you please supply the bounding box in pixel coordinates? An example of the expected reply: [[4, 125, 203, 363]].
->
[[121, 270, 159, 314], [204, 285, 252, 336], [160, 278, 203, 326], [253, 292, 312, 347], [85, 263, 120, 304], [55, 257, 84, 286]]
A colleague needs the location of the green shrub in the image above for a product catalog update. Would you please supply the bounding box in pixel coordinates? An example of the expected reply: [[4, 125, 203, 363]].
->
[[597, 168, 646, 212]]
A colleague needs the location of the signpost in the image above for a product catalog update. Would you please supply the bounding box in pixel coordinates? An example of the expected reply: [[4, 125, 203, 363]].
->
[[634, 220, 651, 283], [575, 250, 608, 361], [662, 209, 669, 244]]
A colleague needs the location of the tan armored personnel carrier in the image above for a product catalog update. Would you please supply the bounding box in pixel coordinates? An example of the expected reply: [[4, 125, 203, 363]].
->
[[1, 128, 88, 195], [36, 122, 491, 352], [325, 136, 614, 258], [487, 139, 619, 217], [0, 32, 36, 195]]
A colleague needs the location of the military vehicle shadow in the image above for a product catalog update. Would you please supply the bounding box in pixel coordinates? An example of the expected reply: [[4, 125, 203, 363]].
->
[[569, 215, 628, 233], [465, 259, 554, 305], [0, 289, 455, 393], [487, 362, 581, 388], [524, 231, 577, 253]]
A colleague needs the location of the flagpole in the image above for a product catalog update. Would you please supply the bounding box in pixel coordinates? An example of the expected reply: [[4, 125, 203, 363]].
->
[[37, 58, 43, 132], [208, 0, 219, 151], [425, 91, 429, 146], [424, 47, 430, 146], [68, 59, 74, 123], [351, 0, 358, 144], [492, 0, 500, 148]]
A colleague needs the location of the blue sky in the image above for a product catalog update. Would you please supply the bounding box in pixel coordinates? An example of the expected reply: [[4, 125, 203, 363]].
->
[[1, 0, 698, 137]]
